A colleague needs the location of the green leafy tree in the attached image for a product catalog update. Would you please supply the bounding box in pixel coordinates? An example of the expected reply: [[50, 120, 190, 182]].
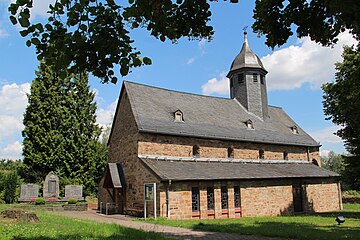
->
[[321, 151, 345, 174], [322, 46, 360, 190], [253, 0, 360, 48], [9, 1, 358, 83], [22, 62, 106, 195]]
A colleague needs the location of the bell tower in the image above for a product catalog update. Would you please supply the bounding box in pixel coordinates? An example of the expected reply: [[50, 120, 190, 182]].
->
[[227, 31, 269, 120]]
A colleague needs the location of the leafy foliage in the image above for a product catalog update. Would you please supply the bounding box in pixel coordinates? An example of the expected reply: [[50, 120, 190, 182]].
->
[[67, 198, 77, 204], [0, 160, 23, 204], [22, 62, 107, 195], [34, 197, 46, 205], [8, 1, 359, 82], [253, 0, 360, 48], [320, 151, 345, 174], [0, 171, 20, 204], [322, 46, 360, 190], [8, 0, 215, 83]]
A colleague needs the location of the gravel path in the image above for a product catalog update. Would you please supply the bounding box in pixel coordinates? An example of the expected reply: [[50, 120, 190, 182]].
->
[[56, 209, 281, 240]]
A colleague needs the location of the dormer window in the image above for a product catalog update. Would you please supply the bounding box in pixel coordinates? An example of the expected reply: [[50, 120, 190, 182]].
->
[[245, 119, 254, 129], [174, 110, 184, 122], [291, 126, 299, 134]]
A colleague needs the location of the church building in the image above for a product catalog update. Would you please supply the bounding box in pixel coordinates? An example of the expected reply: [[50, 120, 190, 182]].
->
[[99, 32, 341, 219]]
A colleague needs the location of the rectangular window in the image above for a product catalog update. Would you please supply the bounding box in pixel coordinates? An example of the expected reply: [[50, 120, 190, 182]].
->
[[283, 151, 288, 160], [207, 187, 214, 210], [234, 186, 241, 208], [238, 73, 244, 84], [253, 73, 258, 82], [260, 75, 264, 84], [221, 186, 228, 209], [192, 187, 200, 212]]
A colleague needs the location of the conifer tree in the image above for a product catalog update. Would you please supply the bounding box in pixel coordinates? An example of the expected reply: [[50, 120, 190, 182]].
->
[[22, 62, 106, 194]]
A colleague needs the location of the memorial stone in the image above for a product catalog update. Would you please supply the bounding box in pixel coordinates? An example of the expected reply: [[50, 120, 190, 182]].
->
[[43, 171, 60, 199], [64, 185, 84, 201], [18, 184, 39, 202]]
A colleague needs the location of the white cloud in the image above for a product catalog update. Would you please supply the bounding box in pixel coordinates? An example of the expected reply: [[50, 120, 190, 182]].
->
[[1, 141, 22, 160], [310, 125, 343, 146], [187, 57, 195, 65], [201, 72, 229, 96], [0, 115, 23, 137], [262, 32, 357, 91], [30, 1, 54, 18], [0, 82, 30, 115], [0, 83, 30, 139], [96, 100, 117, 129], [319, 149, 331, 158], [4, 0, 54, 19]]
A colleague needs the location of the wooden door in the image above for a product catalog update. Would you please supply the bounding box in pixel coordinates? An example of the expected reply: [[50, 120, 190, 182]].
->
[[292, 184, 303, 213]]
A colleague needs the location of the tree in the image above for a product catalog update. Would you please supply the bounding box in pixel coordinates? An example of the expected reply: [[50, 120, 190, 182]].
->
[[321, 151, 345, 174], [322, 46, 360, 190], [9, 1, 358, 83], [22, 62, 106, 195], [253, 0, 360, 48]]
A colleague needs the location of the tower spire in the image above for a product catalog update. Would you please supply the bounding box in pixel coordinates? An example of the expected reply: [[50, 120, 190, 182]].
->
[[227, 30, 269, 120]]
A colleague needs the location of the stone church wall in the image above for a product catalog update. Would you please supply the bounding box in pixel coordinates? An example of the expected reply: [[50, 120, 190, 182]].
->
[[159, 178, 340, 220], [138, 133, 319, 162], [99, 90, 161, 216]]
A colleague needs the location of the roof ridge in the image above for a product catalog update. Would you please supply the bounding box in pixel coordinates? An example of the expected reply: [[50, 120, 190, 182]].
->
[[124, 81, 232, 100]]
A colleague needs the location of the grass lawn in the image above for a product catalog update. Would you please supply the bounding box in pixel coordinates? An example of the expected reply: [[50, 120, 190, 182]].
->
[[143, 203, 360, 240], [0, 205, 170, 240]]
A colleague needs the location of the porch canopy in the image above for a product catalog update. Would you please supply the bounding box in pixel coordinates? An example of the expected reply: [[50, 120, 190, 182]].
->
[[103, 163, 127, 188]]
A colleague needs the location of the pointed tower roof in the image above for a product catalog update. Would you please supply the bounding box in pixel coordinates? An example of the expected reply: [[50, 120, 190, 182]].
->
[[227, 32, 267, 77]]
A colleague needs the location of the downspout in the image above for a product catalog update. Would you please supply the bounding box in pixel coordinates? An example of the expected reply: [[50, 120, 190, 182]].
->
[[306, 147, 310, 162], [338, 181, 343, 210], [167, 180, 172, 219]]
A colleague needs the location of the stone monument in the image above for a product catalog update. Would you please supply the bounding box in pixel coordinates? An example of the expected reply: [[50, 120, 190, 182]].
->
[[18, 184, 39, 202], [64, 185, 84, 201], [43, 171, 60, 199]]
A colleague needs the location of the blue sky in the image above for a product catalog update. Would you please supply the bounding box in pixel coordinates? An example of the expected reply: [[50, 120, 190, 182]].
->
[[0, 1, 356, 159]]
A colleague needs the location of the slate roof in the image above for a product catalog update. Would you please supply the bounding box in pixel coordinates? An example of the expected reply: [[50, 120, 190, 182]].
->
[[227, 32, 267, 75], [103, 163, 127, 188], [140, 156, 339, 181], [124, 81, 319, 147]]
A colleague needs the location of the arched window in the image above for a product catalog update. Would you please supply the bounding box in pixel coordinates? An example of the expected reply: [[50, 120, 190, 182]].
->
[[259, 149, 265, 159], [174, 110, 184, 122], [193, 145, 200, 158], [312, 159, 319, 166], [228, 146, 234, 159]]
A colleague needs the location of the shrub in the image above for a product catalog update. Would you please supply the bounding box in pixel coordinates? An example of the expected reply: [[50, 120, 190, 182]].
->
[[68, 198, 77, 204], [35, 198, 45, 205], [2, 171, 19, 204]]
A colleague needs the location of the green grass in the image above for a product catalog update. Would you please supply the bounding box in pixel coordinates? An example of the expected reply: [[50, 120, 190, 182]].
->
[[142, 204, 360, 240], [0, 205, 170, 240]]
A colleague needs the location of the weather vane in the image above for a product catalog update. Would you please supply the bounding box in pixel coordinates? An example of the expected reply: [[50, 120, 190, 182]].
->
[[243, 25, 248, 34]]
